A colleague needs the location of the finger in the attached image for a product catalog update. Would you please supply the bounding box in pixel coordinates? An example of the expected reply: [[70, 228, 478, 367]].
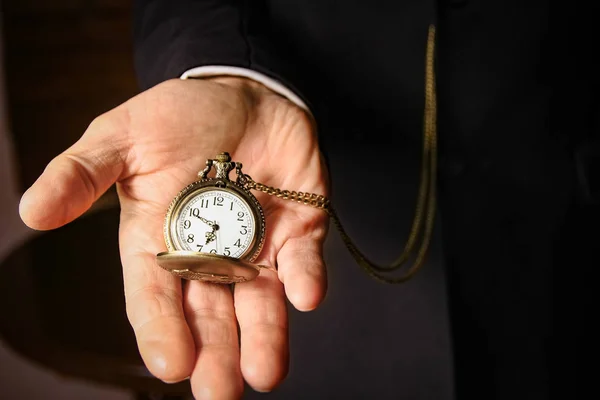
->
[[276, 212, 329, 311], [120, 206, 196, 383], [19, 112, 130, 230], [184, 281, 243, 400], [235, 268, 288, 392]]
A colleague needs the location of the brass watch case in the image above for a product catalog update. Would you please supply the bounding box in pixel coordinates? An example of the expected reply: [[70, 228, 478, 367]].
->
[[157, 178, 266, 283]]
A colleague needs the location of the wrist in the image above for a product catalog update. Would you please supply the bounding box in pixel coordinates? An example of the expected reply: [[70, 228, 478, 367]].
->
[[181, 66, 310, 113], [195, 75, 275, 99]]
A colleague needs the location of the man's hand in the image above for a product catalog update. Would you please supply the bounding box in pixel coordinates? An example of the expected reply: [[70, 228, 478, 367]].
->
[[19, 77, 329, 399]]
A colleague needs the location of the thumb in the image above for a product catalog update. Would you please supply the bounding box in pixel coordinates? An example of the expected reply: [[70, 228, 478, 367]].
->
[[19, 114, 129, 230]]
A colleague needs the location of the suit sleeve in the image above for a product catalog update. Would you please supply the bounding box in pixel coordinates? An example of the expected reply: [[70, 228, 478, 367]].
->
[[133, 0, 309, 107]]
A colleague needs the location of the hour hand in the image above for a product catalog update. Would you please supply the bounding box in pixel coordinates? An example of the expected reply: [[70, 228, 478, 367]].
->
[[205, 231, 216, 244]]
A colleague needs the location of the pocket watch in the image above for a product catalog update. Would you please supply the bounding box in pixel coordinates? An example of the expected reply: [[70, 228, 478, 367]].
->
[[156, 152, 265, 283]]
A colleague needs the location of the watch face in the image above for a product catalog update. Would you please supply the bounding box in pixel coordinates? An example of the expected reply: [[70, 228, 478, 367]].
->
[[172, 188, 257, 259]]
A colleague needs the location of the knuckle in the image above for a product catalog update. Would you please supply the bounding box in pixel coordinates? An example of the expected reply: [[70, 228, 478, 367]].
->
[[126, 285, 183, 330], [61, 153, 99, 199], [87, 113, 111, 133], [187, 306, 234, 322], [186, 307, 238, 348]]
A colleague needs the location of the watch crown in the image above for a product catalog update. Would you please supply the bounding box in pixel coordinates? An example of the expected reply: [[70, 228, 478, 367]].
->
[[216, 152, 231, 162]]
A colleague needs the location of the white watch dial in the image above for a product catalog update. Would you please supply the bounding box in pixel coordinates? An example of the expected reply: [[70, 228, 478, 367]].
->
[[175, 189, 256, 258]]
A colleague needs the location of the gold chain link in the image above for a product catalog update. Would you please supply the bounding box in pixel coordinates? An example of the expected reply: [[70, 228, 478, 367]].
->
[[239, 25, 437, 284], [244, 179, 331, 209]]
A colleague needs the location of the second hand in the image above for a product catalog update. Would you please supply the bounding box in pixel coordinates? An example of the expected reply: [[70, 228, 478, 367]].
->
[[214, 221, 221, 254]]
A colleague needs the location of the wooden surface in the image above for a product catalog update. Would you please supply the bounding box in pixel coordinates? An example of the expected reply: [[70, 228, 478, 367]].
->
[[2, 0, 140, 191]]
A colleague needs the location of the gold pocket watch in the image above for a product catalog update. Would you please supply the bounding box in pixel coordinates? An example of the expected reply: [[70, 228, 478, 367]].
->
[[156, 152, 266, 283]]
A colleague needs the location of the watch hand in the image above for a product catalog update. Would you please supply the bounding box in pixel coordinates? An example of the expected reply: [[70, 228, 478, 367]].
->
[[194, 215, 214, 227], [205, 229, 216, 245], [214, 221, 221, 254], [204, 216, 221, 245], [214, 229, 219, 254]]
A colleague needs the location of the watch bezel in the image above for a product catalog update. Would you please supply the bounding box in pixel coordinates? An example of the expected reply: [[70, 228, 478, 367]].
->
[[163, 178, 266, 263]]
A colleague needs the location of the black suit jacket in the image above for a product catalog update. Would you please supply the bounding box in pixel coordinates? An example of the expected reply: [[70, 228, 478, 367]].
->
[[133, 1, 598, 399]]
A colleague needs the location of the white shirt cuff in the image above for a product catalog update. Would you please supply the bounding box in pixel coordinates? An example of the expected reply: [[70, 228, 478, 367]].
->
[[181, 65, 310, 113]]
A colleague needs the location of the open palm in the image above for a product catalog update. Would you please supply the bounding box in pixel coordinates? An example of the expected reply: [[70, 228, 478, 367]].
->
[[19, 77, 329, 399]]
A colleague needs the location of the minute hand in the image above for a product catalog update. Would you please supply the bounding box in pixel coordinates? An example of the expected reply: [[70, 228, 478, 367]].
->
[[194, 215, 214, 227]]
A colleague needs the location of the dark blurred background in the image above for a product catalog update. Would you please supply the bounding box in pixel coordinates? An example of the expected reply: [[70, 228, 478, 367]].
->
[[2, 0, 137, 191]]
